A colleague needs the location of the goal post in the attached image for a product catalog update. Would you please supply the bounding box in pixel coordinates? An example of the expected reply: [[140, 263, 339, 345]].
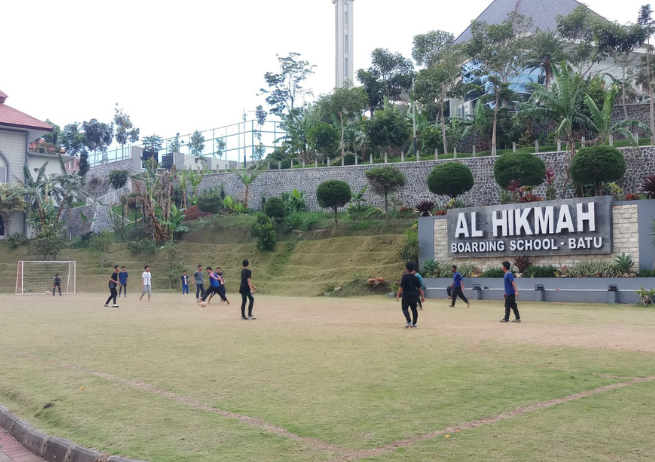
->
[[15, 261, 77, 295]]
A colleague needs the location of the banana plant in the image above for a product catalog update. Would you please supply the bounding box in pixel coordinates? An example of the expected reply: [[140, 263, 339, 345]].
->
[[160, 203, 188, 241]]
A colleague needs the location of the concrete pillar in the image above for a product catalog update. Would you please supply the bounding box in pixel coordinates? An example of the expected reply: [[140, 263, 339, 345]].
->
[[290, 159, 293, 169], [370, 154, 373, 165], [267, 162, 270, 170], [355, 154, 358, 165], [384, 152, 388, 164], [512, 142, 516, 152], [302, 160, 305, 168], [416, 151, 420, 162], [581, 137, 585, 148], [278, 161, 282, 169], [401, 151, 404, 162], [535, 140, 539, 154], [327, 157, 330, 167], [609, 135, 614, 146], [472, 145, 476, 157], [435, 149, 438, 160], [341, 156, 345, 166], [315, 159, 318, 168], [454, 147, 457, 159], [557, 140, 562, 152]]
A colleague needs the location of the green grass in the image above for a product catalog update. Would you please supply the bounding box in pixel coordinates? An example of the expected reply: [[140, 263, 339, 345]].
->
[[0, 296, 653, 461]]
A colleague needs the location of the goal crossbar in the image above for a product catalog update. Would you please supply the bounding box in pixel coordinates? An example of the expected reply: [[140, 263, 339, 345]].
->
[[16, 261, 77, 296]]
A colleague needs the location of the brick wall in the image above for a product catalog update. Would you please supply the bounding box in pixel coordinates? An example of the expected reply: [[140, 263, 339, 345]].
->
[[432, 204, 640, 270]]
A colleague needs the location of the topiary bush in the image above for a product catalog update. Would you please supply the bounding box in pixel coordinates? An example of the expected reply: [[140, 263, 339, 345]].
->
[[493, 152, 546, 190], [264, 197, 286, 222], [427, 162, 474, 199], [317, 180, 352, 226], [570, 145, 626, 195], [197, 189, 222, 214]]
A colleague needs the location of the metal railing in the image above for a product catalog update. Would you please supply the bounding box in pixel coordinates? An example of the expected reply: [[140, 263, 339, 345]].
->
[[87, 120, 285, 167]]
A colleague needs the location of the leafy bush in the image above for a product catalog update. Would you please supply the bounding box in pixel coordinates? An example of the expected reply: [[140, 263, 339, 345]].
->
[[343, 152, 363, 165], [280, 189, 306, 213], [567, 262, 622, 278], [638, 269, 655, 277], [398, 230, 419, 267], [7, 232, 28, 250], [108, 169, 130, 190], [197, 189, 223, 214], [415, 200, 434, 217], [614, 253, 634, 275], [249, 213, 276, 251], [427, 162, 474, 199], [366, 166, 406, 223], [512, 255, 532, 273], [524, 266, 558, 278], [482, 267, 505, 278], [89, 230, 114, 268], [30, 223, 65, 260], [264, 197, 286, 222], [420, 259, 440, 277], [127, 238, 156, 256], [493, 152, 546, 189], [317, 180, 352, 225], [456, 264, 479, 278], [570, 146, 626, 195]]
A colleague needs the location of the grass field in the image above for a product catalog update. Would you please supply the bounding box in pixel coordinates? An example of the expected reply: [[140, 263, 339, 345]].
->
[[0, 294, 654, 461]]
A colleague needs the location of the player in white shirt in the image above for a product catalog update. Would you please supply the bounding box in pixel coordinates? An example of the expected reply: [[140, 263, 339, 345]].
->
[[139, 265, 152, 301]]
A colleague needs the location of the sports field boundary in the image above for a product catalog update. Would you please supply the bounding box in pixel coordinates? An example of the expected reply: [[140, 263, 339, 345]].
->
[[12, 352, 655, 462], [0, 403, 147, 462]]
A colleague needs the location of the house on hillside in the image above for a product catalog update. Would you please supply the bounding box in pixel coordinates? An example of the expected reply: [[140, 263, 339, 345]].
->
[[449, 0, 646, 117], [0, 89, 73, 238]]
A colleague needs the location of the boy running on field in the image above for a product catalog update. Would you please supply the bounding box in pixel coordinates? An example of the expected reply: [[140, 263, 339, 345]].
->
[[448, 265, 470, 308], [181, 271, 189, 295], [139, 266, 152, 302], [53, 274, 62, 296], [119, 266, 128, 298], [104, 265, 121, 307], [200, 267, 221, 304], [396, 262, 424, 328], [501, 261, 521, 323]]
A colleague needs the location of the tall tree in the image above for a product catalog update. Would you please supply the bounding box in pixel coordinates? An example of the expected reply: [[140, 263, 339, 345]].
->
[[60, 123, 88, 178], [638, 5, 655, 143], [412, 30, 456, 68], [524, 30, 566, 90], [596, 21, 647, 120], [113, 104, 140, 159], [557, 6, 607, 77], [318, 84, 368, 157], [82, 119, 114, 165], [357, 49, 414, 115], [260, 52, 316, 119], [188, 130, 206, 160], [366, 104, 412, 158], [465, 11, 532, 155]]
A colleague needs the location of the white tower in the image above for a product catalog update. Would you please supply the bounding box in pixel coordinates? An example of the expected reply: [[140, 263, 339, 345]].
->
[[333, 0, 354, 88]]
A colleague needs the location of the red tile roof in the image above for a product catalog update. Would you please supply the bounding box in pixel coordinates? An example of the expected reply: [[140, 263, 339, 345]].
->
[[0, 90, 52, 131]]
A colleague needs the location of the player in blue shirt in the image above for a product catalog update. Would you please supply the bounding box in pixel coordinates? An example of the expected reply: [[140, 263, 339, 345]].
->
[[181, 271, 189, 295], [118, 266, 128, 298], [448, 265, 470, 308], [501, 261, 521, 323]]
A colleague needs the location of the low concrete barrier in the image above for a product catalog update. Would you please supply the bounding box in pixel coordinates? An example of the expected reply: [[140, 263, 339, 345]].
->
[[0, 403, 149, 462], [424, 277, 655, 304]]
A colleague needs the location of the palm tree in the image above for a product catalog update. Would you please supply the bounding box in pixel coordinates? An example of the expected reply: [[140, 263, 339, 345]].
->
[[521, 63, 591, 158], [585, 85, 652, 144], [236, 168, 262, 209], [524, 31, 565, 90]]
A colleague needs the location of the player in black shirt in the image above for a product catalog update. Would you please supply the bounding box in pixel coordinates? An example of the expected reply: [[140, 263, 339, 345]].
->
[[395, 262, 425, 328], [104, 265, 122, 307], [239, 260, 257, 320], [53, 274, 62, 296]]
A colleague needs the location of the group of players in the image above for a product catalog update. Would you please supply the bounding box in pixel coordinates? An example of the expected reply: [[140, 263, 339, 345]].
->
[[103, 260, 258, 320], [395, 260, 521, 328]]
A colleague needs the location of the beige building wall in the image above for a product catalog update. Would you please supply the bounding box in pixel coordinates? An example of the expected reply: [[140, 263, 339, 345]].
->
[[434, 204, 640, 270]]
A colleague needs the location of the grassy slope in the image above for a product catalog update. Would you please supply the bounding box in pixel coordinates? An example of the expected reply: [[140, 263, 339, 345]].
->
[[0, 219, 408, 296]]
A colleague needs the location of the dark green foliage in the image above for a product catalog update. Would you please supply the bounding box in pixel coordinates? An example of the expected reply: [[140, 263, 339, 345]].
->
[[197, 189, 223, 214], [343, 153, 363, 165], [249, 213, 277, 251], [264, 197, 286, 222], [30, 223, 65, 260], [614, 253, 634, 274], [366, 166, 406, 223], [109, 169, 130, 190], [366, 107, 412, 154], [524, 266, 558, 278], [317, 180, 352, 225], [570, 146, 626, 194], [6, 232, 28, 250], [494, 152, 546, 189], [127, 238, 156, 256], [78, 152, 90, 179], [427, 162, 474, 198], [420, 258, 440, 277], [482, 267, 505, 278]]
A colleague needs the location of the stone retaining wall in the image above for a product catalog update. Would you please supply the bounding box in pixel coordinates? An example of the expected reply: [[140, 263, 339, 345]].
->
[[196, 147, 655, 212], [84, 159, 134, 197]]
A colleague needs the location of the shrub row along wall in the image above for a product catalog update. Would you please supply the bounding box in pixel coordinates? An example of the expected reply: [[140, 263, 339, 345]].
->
[[196, 147, 655, 212]]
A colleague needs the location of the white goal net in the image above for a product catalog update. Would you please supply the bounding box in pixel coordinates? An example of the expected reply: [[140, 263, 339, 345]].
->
[[15, 261, 77, 295]]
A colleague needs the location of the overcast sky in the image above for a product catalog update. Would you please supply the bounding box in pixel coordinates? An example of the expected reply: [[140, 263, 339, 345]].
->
[[0, 0, 648, 145]]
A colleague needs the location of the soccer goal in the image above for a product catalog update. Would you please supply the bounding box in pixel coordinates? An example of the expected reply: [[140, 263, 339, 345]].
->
[[15, 261, 77, 295]]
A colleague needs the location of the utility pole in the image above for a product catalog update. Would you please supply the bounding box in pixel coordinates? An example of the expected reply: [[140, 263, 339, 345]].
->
[[412, 78, 417, 157]]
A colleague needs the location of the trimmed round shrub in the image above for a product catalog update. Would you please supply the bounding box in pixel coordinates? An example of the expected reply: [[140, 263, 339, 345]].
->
[[493, 152, 546, 189], [264, 197, 286, 222], [427, 162, 474, 198], [316, 180, 352, 225], [570, 145, 626, 193]]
